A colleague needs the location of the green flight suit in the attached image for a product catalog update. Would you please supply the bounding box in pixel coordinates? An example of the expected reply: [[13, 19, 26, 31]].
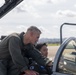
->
[[0, 32, 51, 75]]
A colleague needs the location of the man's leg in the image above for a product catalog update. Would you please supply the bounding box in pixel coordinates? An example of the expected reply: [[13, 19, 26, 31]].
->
[[0, 60, 7, 75], [7, 60, 21, 75], [8, 57, 29, 75]]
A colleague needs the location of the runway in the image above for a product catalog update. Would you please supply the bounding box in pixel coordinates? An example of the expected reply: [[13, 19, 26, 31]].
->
[[48, 46, 60, 61]]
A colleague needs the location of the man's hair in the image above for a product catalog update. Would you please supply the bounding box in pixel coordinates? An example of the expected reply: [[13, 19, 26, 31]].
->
[[36, 43, 47, 51], [27, 26, 41, 34]]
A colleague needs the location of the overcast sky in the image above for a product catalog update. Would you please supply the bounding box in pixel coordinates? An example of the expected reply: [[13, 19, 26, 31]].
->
[[0, 0, 76, 39]]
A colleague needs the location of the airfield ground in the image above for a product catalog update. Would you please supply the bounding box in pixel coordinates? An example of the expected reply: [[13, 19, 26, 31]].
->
[[47, 46, 60, 61]]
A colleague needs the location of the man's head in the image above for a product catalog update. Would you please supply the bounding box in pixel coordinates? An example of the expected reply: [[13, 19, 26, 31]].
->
[[36, 43, 48, 57], [24, 26, 41, 45]]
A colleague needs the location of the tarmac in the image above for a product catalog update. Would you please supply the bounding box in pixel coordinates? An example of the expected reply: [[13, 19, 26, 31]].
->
[[47, 46, 60, 61]]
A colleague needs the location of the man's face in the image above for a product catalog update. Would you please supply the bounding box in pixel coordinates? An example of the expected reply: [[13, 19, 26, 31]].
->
[[40, 45, 48, 57], [30, 32, 40, 45]]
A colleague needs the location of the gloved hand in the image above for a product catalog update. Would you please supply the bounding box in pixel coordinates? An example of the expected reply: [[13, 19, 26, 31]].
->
[[45, 63, 53, 75], [24, 70, 39, 75]]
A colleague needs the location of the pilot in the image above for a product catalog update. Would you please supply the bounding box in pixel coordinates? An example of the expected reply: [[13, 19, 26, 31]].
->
[[29, 43, 52, 75], [36, 43, 48, 57], [0, 26, 52, 75]]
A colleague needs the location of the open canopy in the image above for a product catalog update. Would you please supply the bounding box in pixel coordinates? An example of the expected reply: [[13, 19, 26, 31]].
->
[[0, 0, 23, 18]]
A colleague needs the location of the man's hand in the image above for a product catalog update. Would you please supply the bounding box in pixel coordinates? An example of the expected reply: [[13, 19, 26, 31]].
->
[[24, 70, 39, 75], [47, 61, 53, 67]]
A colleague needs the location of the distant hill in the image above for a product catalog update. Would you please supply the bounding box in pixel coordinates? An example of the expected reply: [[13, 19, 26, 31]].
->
[[38, 38, 66, 44]]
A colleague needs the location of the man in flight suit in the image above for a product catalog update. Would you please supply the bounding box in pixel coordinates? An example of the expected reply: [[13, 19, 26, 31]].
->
[[0, 26, 52, 75], [29, 43, 52, 75]]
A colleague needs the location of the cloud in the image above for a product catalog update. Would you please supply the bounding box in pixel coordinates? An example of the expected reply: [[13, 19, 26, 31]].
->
[[57, 10, 76, 17], [25, 0, 66, 5], [14, 0, 48, 12], [0, 0, 5, 7], [13, 0, 41, 18], [51, 10, 76, 18], [39, 26, 50, 33], [14, 0, 67, 18], [74, 4, 76, 8], [51, 0, 67, 4], [37, 26, 51, 38], [0, 25, 28, 36], [53, 26, 59, 28], [14, 6, 27, 13], [23, 0, 50, 5], [50, 10, 76, 18], [16, 25, 27, 32], [14, 0, 68, 18]]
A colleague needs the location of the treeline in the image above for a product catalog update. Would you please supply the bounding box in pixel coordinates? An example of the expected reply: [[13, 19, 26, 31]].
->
[[38, 38, 66, 44]]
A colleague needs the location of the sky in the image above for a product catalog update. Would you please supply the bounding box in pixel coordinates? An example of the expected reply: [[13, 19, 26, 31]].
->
[[0, 0, 76, 39]]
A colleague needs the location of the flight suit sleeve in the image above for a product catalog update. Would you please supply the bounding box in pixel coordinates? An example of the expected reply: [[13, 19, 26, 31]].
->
[[9, 36, 28, 72], [24, 44, 51, 66]]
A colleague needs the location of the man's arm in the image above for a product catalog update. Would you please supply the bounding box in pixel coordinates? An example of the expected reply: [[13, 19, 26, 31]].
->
[[9, 36, 28, 72], [24, 44, 52, 67]]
